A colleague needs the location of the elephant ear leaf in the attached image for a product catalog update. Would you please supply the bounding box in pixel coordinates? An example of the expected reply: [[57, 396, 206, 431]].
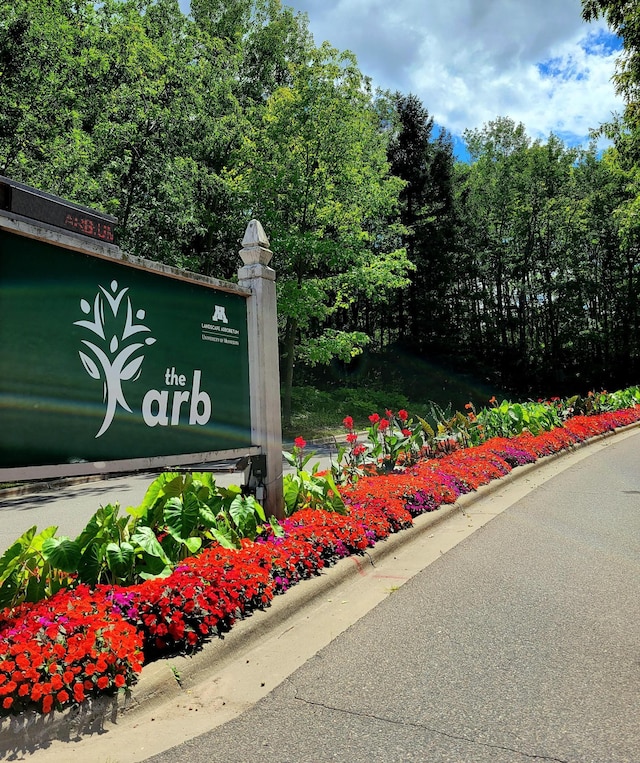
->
[[131, 526, 171, 564], [42, 537, 82, 573], [165, 494, 200, 542], [76, 541, 102, 585], [105, 542, 135, 580]]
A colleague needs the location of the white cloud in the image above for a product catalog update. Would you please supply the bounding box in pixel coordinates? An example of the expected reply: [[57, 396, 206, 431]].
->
[[288, 0, 624, 150], [175, 0, 624, 153]]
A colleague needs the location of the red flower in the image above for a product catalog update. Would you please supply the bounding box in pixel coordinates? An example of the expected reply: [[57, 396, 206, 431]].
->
[[398, 409, 408, 421], [378, 419, 390, 432], [353, 445, 367, 457], [368, 413, 380, 424], [95, 659, 108, 674], [294, 437, 306, 449], [2, 697, 12, 710], [402, 429, 412, 437], [342, 415, 354, 430], [385, 409, 393, 419], [346, 432, 358, 444]]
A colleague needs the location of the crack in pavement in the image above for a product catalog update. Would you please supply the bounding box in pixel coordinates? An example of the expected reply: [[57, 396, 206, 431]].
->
[[292, 690, 571, 763]]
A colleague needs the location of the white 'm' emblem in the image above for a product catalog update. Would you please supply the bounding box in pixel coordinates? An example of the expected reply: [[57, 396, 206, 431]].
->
[[74, 280, 156, 437], [212, 305, 228, 323]]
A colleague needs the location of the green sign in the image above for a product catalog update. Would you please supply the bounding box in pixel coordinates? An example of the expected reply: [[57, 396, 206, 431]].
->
[[0, 228, 252, 468]]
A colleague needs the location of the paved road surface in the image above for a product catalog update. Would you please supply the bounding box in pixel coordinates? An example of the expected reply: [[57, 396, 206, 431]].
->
[[142, 430, 640, 763]]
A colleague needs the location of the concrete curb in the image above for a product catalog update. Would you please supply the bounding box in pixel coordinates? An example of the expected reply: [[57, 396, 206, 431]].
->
[[1, 421, 639, 755]]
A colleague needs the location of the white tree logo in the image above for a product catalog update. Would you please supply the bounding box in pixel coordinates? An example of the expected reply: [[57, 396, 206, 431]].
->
[[74, 280, 156, 437]]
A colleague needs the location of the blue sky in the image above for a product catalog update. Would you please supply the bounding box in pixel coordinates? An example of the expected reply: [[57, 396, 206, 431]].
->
[[178, 0, 624, 160]]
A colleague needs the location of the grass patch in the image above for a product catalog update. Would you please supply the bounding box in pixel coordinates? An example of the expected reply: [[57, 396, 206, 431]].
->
[[284, 386, 417, 440]]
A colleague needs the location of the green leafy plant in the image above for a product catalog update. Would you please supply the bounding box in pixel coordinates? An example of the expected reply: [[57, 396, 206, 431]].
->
[[283, 438, 347, 516], [0, 471, 277, 605], [468, 397, 563, 441], [0, 526, 72, 608], [130, 472, 271, 551]]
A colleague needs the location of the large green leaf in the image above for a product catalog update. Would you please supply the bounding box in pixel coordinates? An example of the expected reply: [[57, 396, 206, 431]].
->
[[75, 503, 121, 548], [26, 567, 51, 604], [0, 527, 37, 582], [106, 542, 135, 580], [0, 571, 20, 608], [198, 504, 219, 528], [229, 495, 258, 539], [183, 537, 202, 554], [283, 474, 302, 515], [42, 537, 82, 573], [76, 541, 102, 585], [190, 472, 217, 499], [209, 527, 240, 549], [164, 493, 200, 542], [323, 472, 347, 514], [139, 565, 172, 581], [128, 472, 184, 519], [131, 526, 171, 564]]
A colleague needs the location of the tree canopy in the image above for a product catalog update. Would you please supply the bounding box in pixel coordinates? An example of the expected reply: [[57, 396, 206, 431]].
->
[[3, 0, 640, 406]]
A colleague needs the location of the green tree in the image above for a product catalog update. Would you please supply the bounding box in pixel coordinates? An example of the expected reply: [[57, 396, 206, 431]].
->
[[0, 0, 243, 265], [239, 43, 410, 423], [582, 2, 640, 121], [455, 119, 625, 392], [386, 92, 457, 353]]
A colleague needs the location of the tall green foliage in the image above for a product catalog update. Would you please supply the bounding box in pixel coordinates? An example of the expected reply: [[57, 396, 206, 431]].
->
[[3, 1, 640, 402], [386, 93, 457, 352], [239, 44, 410, 422]]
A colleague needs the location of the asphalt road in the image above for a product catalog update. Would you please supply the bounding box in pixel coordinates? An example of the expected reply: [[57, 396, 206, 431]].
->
[[142, 430, 640, 763]]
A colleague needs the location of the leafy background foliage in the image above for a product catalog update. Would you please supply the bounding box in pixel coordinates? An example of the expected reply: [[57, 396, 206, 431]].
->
[[4, 0, 640, 421]]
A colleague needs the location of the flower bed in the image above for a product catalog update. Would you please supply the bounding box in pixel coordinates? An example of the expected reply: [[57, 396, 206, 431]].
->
[[0, 406, 639, 718]]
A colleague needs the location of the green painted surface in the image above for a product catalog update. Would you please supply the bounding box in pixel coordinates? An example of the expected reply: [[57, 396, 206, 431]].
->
[[0, 229, 251, 467]]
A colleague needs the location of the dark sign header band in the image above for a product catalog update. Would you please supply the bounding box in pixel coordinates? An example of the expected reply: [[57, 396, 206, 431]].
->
[[0, 176, 117, 244]]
